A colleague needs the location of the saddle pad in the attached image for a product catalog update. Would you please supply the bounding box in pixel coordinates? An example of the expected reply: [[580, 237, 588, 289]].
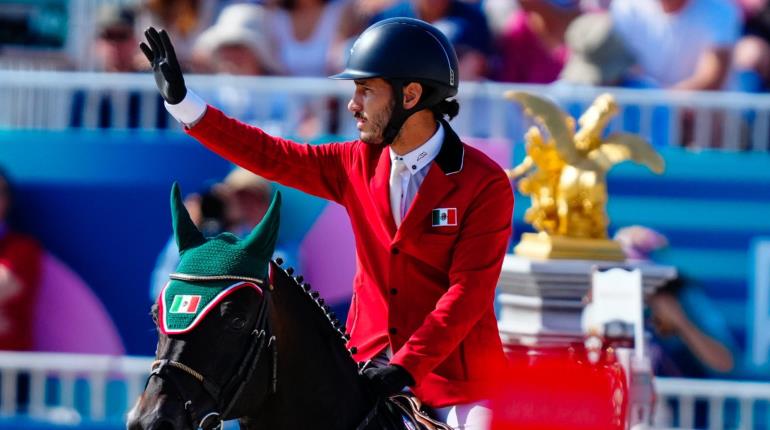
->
[[356, 395, 452, 430], [158, 279, 262, 335], [390, 395, 453, 430]]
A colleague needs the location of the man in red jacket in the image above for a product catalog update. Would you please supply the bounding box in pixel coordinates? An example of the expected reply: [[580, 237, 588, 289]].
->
[[141, 17, 513, 429]]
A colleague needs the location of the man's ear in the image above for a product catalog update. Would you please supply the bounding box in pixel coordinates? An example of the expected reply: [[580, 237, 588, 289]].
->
[[402, 82, 423, 110]]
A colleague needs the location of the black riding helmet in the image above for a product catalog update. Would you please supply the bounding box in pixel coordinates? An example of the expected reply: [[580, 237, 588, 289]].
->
[[330, 17, 460, 144]]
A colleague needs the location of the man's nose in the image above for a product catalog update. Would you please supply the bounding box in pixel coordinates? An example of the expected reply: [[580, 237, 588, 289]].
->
[[348, 96, 361, 114]]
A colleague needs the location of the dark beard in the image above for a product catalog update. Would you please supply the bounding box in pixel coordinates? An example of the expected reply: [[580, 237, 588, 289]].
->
[[359, 99, 394, 145]]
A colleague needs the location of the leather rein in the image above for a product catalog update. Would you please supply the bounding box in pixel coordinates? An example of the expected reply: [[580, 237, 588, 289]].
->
[[146, 273, 278, 430]]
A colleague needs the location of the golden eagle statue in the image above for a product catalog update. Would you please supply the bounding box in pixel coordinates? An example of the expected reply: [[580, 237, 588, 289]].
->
[[506, 91, 665, 260]]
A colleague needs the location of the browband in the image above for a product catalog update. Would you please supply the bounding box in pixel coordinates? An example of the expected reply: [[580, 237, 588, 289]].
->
[[169, 273, 265, 286]]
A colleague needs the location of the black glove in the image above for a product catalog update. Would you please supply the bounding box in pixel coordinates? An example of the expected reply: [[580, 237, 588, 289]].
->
[[362, 364, 415, 398], [139, 27, 187, 104]]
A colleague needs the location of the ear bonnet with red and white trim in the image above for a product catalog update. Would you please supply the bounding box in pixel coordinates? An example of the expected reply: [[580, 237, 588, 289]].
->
[[158, 182, 280, 334]]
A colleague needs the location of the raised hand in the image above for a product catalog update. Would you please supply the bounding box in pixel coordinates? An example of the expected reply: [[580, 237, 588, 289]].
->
[[139, 27, 187, 104]]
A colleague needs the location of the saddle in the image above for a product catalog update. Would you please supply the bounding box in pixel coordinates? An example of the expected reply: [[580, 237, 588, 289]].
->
[[356, 394, 453, 430]]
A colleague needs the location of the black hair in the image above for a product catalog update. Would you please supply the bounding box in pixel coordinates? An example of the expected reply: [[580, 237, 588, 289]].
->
[[383, 80, 461, 144], [416, 82, 460, 121], [431, 98, 460, 121]]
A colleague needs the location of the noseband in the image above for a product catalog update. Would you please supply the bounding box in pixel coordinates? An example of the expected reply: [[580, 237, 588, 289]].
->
[[146, 273, 278, 430]]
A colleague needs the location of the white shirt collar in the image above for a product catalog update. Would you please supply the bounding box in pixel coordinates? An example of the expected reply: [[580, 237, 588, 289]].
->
[[389, 122, 444, 174]]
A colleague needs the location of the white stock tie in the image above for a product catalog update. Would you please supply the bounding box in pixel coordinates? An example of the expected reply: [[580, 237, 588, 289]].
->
[[389, 158, 409, 226]]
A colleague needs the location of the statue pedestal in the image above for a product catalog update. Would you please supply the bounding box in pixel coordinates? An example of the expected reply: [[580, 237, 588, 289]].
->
[[496, 254, 677, 347], [496, 254, 676, 428], [514, 232, 627, 261]]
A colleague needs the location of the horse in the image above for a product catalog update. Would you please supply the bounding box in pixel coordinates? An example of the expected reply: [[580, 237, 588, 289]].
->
[[127, 183, 375, 430]]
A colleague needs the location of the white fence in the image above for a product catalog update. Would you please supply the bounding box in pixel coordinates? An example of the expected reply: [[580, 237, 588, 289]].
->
[[1, 351, 770, 428], [654, 377, 770, 429], [0, 351, 151, 425], [2, 71, 770, 151]]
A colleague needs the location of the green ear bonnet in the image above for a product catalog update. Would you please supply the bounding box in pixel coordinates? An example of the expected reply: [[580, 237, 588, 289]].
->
[[158, 182, 280, 334]]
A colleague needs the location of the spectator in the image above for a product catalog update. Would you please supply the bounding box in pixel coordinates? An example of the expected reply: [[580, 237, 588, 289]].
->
[[612, 0, 743, 149], [71, 5, 168, 129], [192, 3, 281, 75], [556, 12, 670, 147], [94, 5, 141, 73], [734, 0, 770, 92], [136, 0, 216, 70], [267, 0, 357, 138], [482, 0, 519, 37], [150, 182, 227, 300], [558, 12, 638, 87], [221, 168, 301, 274], [494, 0, 581, 83], [191, 3, 288, 126], [610, 0, 740, 90], [0, 168, 43, 351], [221, 168, 273, 237], [270, 0, 354, 76], [614, 226, 738, 377], [149, 170, 300, 300], [373, 0, 494, 79]]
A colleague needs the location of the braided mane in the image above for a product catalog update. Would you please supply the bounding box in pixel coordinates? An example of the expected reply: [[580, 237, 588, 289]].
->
[[269, 259, 358, 371]]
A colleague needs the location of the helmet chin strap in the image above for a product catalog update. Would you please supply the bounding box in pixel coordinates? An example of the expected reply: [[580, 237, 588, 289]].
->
[[382, 80, 443, 145]]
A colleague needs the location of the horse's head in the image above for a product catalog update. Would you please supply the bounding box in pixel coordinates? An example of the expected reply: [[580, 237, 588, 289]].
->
[[128, 183, 280, 430]]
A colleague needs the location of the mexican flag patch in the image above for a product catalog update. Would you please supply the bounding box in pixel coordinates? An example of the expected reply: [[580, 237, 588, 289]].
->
[[170, 295, 201, 314], [432, 208, 457, 227], [158, 279, 262, 335]]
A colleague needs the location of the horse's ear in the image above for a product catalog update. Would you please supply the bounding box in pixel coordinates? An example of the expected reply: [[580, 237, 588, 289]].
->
[[171, 182, 205, 253], [243, 190, 281, 257]]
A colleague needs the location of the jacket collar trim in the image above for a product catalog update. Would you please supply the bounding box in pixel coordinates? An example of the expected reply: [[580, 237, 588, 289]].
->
[[433, 120, 464, 175]]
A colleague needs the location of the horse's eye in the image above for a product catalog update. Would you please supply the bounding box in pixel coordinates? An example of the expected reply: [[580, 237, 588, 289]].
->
[[230, 316, 247, 331]]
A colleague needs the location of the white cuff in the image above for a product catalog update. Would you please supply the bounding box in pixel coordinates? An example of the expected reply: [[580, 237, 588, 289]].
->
[[165, 90, 207, 126]]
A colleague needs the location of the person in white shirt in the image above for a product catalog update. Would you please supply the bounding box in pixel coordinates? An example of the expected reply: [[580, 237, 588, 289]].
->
[[610, 0, 740, 90], [270, 0, 354, 77]]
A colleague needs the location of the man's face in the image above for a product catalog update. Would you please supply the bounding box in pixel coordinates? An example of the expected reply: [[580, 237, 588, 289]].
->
[[213, 44, 265, 76], [95, 25, 137, 72], [348, 78, 395, 144]]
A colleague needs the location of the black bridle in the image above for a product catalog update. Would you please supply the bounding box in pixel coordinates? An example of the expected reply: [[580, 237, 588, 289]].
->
[[146, 274, 278, 430]]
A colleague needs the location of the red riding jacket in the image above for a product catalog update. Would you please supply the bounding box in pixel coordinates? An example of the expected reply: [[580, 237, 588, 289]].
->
[[186, 107, 513, 408]]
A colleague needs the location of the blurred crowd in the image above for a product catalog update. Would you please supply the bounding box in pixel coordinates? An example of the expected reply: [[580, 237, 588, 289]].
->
[[48, 0, 770, 93]]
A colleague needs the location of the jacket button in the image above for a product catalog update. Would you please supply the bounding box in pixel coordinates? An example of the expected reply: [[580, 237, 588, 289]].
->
[[389, 327, 397, 335], [391, 247, 399, 255], [350, 346, 358, 354], [390, 288, 398, 295]]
